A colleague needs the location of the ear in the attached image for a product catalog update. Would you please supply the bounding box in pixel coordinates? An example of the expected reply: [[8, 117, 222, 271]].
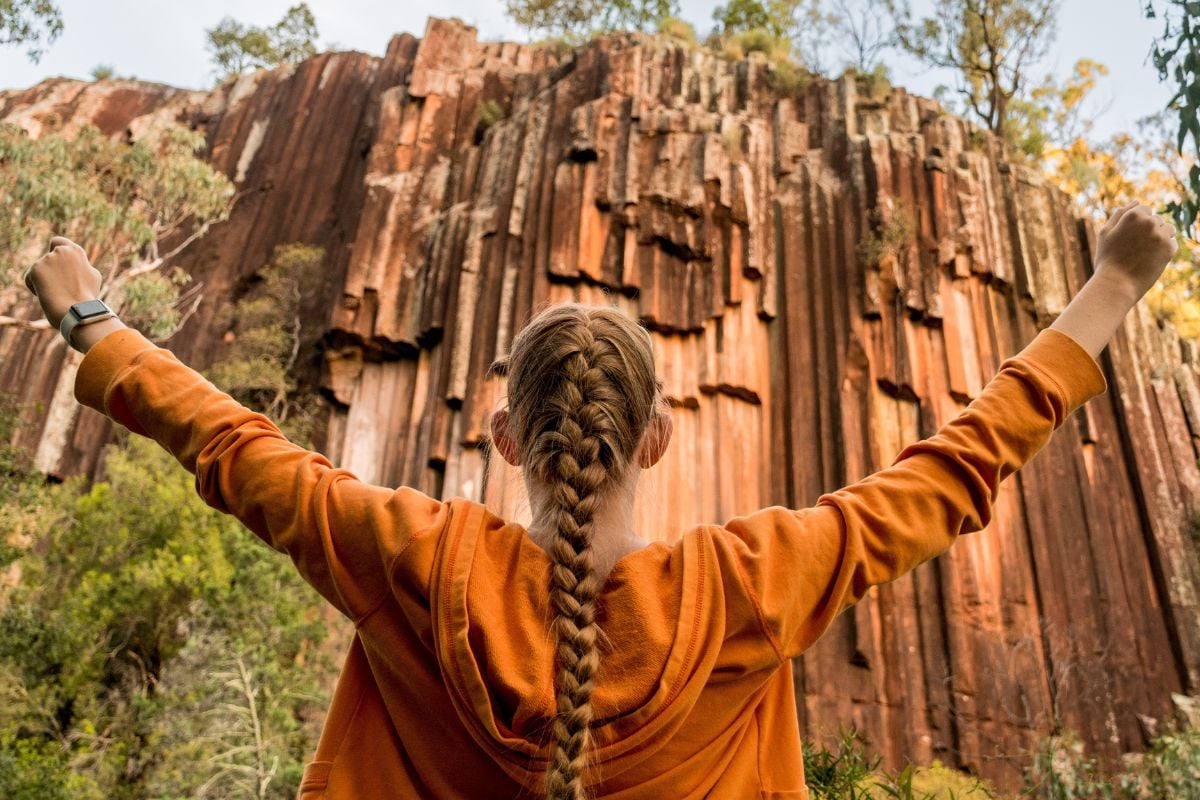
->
[[490, 409, 521, 466], [637, 411, 673, 468]]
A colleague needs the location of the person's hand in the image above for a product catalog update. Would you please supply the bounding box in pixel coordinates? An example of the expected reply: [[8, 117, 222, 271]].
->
[[22, 236, 104, 329], [1092, 202, 1178, 300]]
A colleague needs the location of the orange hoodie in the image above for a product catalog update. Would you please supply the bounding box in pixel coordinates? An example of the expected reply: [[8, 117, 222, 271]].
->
[[74, 325, 1106, 799]]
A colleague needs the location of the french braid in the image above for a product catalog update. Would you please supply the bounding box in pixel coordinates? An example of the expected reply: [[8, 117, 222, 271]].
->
[[502, 303, 660, 800]]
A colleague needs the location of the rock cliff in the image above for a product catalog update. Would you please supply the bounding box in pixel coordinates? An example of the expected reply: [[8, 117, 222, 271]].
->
[[2, 16, 1199, 788]]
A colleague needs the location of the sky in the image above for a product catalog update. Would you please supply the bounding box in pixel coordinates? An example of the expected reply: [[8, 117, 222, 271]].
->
[[0, 0, 1173, 142]]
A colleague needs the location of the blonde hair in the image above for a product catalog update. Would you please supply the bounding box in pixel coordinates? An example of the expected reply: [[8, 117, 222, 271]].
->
[[494, 302, 662, 799]]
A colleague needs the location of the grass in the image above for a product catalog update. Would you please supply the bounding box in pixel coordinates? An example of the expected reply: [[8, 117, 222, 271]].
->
[[802, 723, 1200, 799]]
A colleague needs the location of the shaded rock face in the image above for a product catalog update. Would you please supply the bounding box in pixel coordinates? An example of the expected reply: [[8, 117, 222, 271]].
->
[[2, 16, 1199, 789]]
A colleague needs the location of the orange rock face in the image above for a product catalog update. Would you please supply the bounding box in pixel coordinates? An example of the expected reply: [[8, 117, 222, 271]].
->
[[2, 16, 1199, 790]]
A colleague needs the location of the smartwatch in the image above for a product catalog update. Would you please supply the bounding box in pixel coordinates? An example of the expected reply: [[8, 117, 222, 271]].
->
[[60, 299, 116, 350]]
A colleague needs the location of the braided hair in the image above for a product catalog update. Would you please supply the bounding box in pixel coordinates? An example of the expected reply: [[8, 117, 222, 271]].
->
[[499, 303, 661, 799]]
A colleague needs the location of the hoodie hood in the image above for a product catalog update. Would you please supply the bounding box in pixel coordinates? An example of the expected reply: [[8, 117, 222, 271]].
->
[[430, 499, 723, 790]]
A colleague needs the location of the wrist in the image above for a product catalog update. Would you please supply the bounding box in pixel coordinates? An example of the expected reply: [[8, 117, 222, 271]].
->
[[1089, 265, 1145, 308], [72, 317, 128, 354]]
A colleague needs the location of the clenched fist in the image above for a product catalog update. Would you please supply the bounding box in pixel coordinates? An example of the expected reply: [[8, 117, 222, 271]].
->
[[1093, 202, 1179, 298], [22, 236, 104, 329]]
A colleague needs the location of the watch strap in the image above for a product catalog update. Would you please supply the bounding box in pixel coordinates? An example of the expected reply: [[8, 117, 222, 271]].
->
[[60, 300, 116, 349]]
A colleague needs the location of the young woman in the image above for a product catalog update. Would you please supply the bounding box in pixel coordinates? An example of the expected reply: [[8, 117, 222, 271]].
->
[[22, 201, 1176, 799]]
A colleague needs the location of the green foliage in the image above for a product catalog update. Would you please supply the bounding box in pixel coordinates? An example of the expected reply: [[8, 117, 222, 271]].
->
[[706, 0, 848, 74], [504, 0, 678, 37], [765, 57, 811, 94], [0, 733, 100, 800], [119, 267, 192, 341], [88, 63, 114, 81], [849, 61, 894, 100], [713, 0, 801, 38], [804, 728, 882, 798], [1145, 0, 1200, 237], [0, 121, 232, 292], [803, 728, 997, 799], [530, 33, 578, 56], [1026, 727, 1200, 798], [0, 0, 62, 63], [0, 432, 331, 798], [205, 243, 325, 446], [0, 235, 334, 795], [967, 128, 990, 151], [858, 199, 915, 267], [888, 0, 1060, 141], [476, 99, 509, 142], [657, 15, 697, 43], [206, 3, 319, 82], [1007, 58, 1109, 161], [0, 392, 47, 568], [737, 26, 792, 59]]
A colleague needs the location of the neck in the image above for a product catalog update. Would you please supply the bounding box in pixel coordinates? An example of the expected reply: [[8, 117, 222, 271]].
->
[[524, 470, 648, 584]]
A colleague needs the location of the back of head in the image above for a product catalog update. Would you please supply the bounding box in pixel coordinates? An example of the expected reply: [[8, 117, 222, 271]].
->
[[499, 302, 660, 799]]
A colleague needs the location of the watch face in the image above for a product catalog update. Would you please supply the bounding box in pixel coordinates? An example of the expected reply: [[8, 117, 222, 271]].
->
[[73, 299, 110, 320]]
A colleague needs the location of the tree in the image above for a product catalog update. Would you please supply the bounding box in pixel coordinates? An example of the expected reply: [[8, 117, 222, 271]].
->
[[0, 435, 333, 799], [206, 3, 319, 83], [887, 0, 1059, 145], [88, 64, 114, 81], [205, 243, 325, 446], [1145, 0, 1200, 237], [0, 120, 234, 477], [0, 122, 233, 332], [504, 0, 678, 38], [1007, 57, 1110, 160], [830, 0, 893, 73], [1017, 61, 1200, 338], [712, 0, 801, 38], [0, 0, 62, 63]]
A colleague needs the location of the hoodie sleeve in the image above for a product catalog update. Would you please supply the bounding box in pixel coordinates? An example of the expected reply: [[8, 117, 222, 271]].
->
[[716, 327, 1108, 664], [74, 327, 448, 622]]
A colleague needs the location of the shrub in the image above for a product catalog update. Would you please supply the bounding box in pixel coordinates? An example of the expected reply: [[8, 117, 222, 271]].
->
[[804, 728, 881, 799], [802, 728, 997, 799], [736, 27, 790, 60], [476, 99, 509, 143], [530, 34, 577, 59], [1026, 727, 1200, 799], [857, 199, 915, 267], [860, 63, 893, 100], [657, 15, 696, 43], [765, 58, 810, 95]]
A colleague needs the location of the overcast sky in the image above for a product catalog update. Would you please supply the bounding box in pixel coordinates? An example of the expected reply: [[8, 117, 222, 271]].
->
[[0, 0, 1172, 142]]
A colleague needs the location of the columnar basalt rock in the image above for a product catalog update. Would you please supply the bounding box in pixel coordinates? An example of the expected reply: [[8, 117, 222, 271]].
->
[[2, 17, 1199, 789]]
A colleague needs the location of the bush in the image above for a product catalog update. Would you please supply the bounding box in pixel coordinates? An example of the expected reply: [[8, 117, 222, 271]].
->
[[476, 99, 508, 142], [765, 58, 810, 95], [1026, 727, 1200, 799], [859, 63, 893, 100], [657, 15, 696, 43], [736, 27, 790, 59], [530, 34, 577, 58], [857, 199, 915, 267], [0, 433, 333, 799], [803, 728, 997, 799]]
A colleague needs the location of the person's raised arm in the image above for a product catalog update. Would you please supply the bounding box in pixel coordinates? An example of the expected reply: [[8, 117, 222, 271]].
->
[[22, 237, 449, 622], [713, 202, 1178, 668]]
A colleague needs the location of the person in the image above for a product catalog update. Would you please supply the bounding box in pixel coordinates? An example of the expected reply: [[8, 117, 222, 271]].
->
[[20, 201, 1177, 799]]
